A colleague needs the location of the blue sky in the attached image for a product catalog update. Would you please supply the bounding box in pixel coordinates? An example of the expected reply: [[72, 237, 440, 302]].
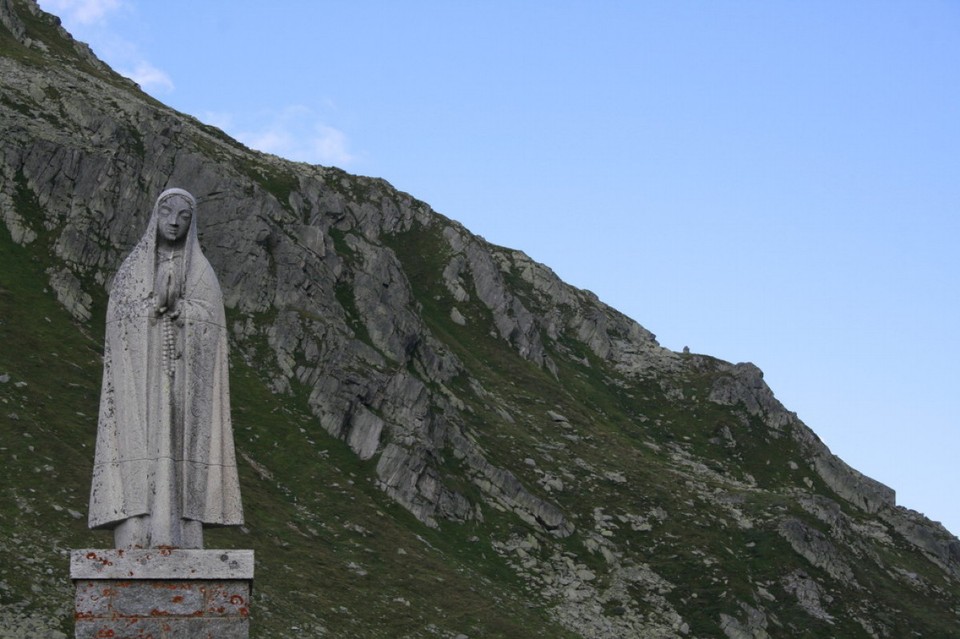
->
[[39, 1, 960, 535]]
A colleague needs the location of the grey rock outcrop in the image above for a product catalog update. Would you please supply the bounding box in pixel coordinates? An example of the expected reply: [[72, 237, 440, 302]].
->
[[778, 518, 857, 585], [709, 360, 896, 513]]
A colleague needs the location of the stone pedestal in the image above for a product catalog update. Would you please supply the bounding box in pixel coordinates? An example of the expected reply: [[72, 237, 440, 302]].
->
[[71, 549, 254, 639]]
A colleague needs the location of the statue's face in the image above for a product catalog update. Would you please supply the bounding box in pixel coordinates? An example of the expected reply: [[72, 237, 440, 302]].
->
[[157, 196, 193, 243]]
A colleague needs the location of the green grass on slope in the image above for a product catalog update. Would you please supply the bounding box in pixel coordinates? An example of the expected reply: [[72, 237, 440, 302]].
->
[[0, 223, 104, 634]]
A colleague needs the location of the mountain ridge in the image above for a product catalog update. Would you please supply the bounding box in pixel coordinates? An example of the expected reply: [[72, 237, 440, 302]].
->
[[2, 1, 959, 637]]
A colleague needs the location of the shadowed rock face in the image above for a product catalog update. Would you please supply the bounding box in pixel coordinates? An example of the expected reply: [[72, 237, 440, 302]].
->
[[2, 2, 960, 637]]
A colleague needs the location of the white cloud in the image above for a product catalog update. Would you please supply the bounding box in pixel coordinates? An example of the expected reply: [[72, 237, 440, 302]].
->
[[229, 106, 357, 167], [308, 124, 355, 166], [199, 111, 235, 132], [38, 0, 122, 26], [244, 129, 291, 154], [121, 61, 174, 93]]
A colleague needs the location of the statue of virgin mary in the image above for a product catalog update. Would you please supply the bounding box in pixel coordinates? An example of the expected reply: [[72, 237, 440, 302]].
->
[[88, 188, 243, 549]]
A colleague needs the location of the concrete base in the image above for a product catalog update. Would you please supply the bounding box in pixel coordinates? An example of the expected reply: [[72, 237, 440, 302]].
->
[[71, 549, 254, 639]]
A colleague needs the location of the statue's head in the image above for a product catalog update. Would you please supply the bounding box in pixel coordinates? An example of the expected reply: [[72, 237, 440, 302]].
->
[[155, 190, 195, 244]]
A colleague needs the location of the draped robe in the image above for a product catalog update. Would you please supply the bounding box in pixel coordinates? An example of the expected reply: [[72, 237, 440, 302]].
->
[[88, 189, 242, 544]]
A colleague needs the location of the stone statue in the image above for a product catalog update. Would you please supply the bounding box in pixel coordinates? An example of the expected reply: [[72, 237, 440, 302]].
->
[[88, 188, 243, 549]]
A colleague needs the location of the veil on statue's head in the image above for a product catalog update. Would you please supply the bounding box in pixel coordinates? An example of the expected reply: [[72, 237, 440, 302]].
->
[[154, 188, 197, 213], [142, 187, 202, 289], [109, 188, 206, 311]]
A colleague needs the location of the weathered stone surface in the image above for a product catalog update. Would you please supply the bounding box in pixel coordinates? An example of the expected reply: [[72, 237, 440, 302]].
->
[[879, 508, 960, 579], [72, 551, 253, 639], [778, 518, 857, 585], [719, 603, 770, 639], [70, 549, 254, 580], [810, 449, 896, 514], [88, 189, 242, 549], [782, 569, 834, 623]]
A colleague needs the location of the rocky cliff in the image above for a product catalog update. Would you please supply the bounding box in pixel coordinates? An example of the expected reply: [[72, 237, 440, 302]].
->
[[2, 2, 959, 637]]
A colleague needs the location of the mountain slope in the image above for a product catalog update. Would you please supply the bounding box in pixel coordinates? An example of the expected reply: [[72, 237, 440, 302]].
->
[[2, 1, 959, 637]]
